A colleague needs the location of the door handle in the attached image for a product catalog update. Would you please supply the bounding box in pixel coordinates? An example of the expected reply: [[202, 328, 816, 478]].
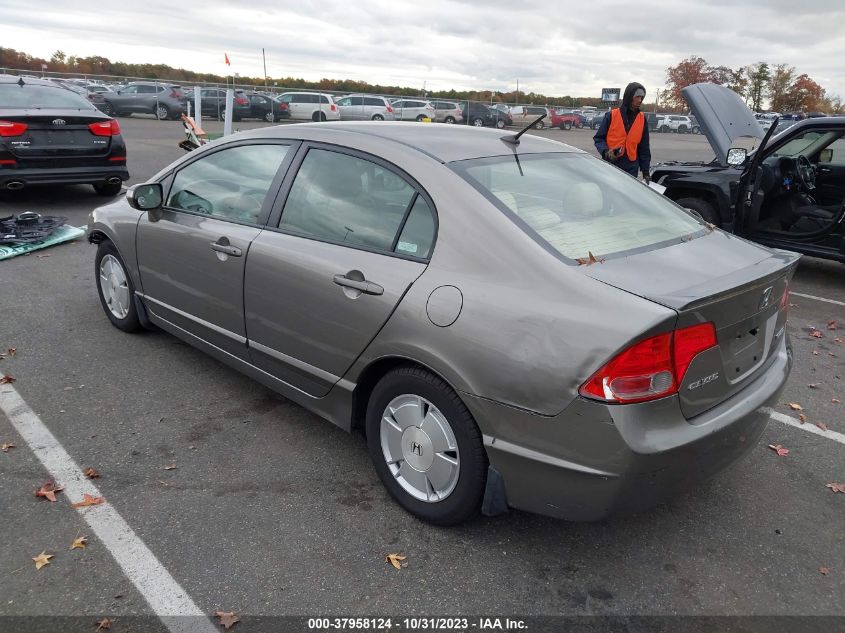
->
[[819, 167, 832, 173], [210, 242, 242, 257], [333, 274, 384, 296]]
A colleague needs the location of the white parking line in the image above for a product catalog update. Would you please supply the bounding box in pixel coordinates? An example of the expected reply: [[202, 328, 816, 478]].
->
[[0, 385, 217, 633], [763, 407, 845, 446], [790, 292, 845, 308]]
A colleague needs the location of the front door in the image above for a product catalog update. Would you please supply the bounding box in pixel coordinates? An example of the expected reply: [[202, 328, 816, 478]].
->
[[136, 142, 296, 358], [244, 145, 437, 396]]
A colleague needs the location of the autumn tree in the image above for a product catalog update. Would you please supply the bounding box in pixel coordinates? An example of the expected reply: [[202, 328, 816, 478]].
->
[[664, 56, 714, 108], [745, 62, 770, 111], [768, 63, 796, 112], [785, 74, 825, 112]]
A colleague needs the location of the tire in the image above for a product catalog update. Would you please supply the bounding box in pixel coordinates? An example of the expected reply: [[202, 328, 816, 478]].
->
[[534, 120, 545, 130], [495, 119, 506, 129], [155, 104, 171, 120], [443, 116, 455, 124], [576, 122, 583, 129], [264, 111, 275, 123], [365, 366, 487, 526], [692, 126, 700, 134], [660, 125, 670, 133], [563, 121, 572, 130], [93, 182, 122, 196], [472, 117, 484, 127], [678, 125, 688, 134], [416, 114, 426, 122], [95, 241, 142, 333], [372, 114, 385, 121], [102, 102, 115, 117], [677, 197, 720, 226]]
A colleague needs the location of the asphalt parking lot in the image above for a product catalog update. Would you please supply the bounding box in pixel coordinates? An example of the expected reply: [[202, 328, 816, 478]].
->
[[0, 116, 843, 632]]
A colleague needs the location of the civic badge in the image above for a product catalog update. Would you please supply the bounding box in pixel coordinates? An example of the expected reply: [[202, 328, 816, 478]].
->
[[759, 286, 773, 310], [52, 118, 67, 126]]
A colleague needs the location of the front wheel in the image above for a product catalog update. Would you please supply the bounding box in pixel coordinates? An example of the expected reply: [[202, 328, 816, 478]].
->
[[366, 366, 487, 526], [495, 119, 506, 129], [93, 181, 122, 196], [534, 120, 545, 129], [562, 121, 572, 130], [677, 197, 720, 226], [95, 241, 142, 333], [660, 125, 670, 133]]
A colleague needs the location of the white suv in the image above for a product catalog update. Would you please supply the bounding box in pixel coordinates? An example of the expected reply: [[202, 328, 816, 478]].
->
[[276, 92, 340, 121], [390, 98, 436, 122], [657, 114, 693, 133]]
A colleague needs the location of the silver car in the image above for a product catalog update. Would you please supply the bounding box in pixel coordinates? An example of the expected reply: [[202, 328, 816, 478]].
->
[[335, 94, 396, 121], [89, 123, 797, 526], [390, 98, 436, 122], [431, 100, 463, 124]]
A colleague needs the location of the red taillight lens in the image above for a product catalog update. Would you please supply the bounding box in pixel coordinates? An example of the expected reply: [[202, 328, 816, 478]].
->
[[235, 96, 248, 105], [88, 120, 121, 136], [386, 105, 394, 113], [279, 103, 288, 110], [170, 89, 183, 99], [330, 104, 337, 112], [579, 323, 717, 404], [0, 120, 28, 137], [780, 280, 789, 313]]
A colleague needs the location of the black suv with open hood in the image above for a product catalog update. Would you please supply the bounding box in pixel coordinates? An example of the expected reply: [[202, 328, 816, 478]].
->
[[652, 83, 845, 263], [0, 76, 128, 196]]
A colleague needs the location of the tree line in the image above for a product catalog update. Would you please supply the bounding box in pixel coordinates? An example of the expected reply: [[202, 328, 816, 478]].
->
[[664, 56, 843, 114]]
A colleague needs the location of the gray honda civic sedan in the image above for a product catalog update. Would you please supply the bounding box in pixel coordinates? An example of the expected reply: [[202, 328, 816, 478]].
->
[[89, 122, 797, 525]]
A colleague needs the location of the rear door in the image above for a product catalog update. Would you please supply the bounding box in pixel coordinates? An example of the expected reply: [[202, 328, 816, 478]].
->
[[136, 141, 297, 358], [244, 145, 437, 396], [109, 85, 140, 112]]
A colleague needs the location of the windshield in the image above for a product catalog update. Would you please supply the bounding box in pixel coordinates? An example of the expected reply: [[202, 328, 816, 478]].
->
[[0, 84, 95, 109], [451, 153, 706, 261]]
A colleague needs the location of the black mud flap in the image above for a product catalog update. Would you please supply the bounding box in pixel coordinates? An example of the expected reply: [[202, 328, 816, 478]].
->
[[481, 466, 509, 516]]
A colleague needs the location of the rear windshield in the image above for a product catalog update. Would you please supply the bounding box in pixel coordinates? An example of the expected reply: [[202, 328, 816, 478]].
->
[[0, 84, 95, 109], [451, 153, 705, 261]]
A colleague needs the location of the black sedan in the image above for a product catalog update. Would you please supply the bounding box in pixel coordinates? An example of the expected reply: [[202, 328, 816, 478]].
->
[[0, 76, 128, 196], [245, 92, 291, 122]]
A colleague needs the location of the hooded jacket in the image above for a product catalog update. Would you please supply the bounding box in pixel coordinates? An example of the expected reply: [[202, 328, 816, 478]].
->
[[593, 82, 651, 176]]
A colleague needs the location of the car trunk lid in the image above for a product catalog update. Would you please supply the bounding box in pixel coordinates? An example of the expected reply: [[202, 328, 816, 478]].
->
[[682, 83, 765, 166], [579, 230, 799, 418], [1, 110, 113, 159]]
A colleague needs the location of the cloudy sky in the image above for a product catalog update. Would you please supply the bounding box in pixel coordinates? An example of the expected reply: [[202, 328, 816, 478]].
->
[[3, 0, 844, 100]]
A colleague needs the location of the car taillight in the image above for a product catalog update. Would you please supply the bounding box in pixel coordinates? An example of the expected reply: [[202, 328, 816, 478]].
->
[[579, 322, 717, 404], [386, 105, 393, 113], [780, 280, 789, 313], [330, 104, 337, 112], [235, 96, 248, 105], [170, 89, 182, 99], [279, 103, 289, 110], [88, 120, 121, 136], [0, 120, 28, 137]]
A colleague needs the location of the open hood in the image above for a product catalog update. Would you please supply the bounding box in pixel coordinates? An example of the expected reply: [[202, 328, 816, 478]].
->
[[682, 83, 765, 166]]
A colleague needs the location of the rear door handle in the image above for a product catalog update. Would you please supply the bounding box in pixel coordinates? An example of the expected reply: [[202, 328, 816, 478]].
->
[[333, 274, 384, 296], [210, 241, 242, 257]]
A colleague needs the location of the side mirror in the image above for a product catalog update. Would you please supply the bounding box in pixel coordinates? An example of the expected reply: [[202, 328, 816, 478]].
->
[[819, 148, 833, 163], [127, 183, 163, 210], [726, 148, 747, 166]]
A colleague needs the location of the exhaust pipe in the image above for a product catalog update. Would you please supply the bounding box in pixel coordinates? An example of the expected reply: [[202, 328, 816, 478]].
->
[[106, 177, 122, 185], [5, 181, 25, 191]]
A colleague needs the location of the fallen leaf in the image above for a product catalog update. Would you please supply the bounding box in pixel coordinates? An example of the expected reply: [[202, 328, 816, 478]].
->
[[71, 536, 88, 550], [808, 383, 819, 389], [812, 350, 820, 356], [0, 374, 16, 384], [818, 567, 830, 576], [835, 337, 844, 344], [828, 320, 838, 330], [32, 551, 53, 570], [213, 611, 240, 630], [158, 480, 169, 487], [35, 481, 65, 502], [799, 414, 807, 423], [815, 422, 828, 431], [575, 251, 605, 266], [830, 353, 839, 358], [768, 444, 790, 457], [787, 402, 804, 411], [1, 442, 15, 452], [7, 347, 16, 356], [833, 399, 841, 404], [163, 464, 177, 470], [810, 330, 823, 338], [83, 467, 100, 479], [95, 617, 112, 632], [71, 494, 104, 508], [385, 553, 407, 570], [789, 303, 798, 308], [826, 482, 845, 493]]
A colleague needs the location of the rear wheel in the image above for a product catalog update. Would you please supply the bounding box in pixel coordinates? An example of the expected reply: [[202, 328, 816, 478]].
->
[[677, 197, 719, 226], [444, 116, 455, 124], [534, 120, 545, 129], [102, 102, 115, 116], [264, 111, 275, 123], [93, 182, 122, 197], [678, 125, 688, 134], [365, 366, 487, 526], [372, 114, 385, 121], [562, 121, 572, 130], [495, 119, 506, 129], [472, 117, 484, 127], [155, 104, 170, 120], [95, 241, 141, 333], [692, 126, 700, 134]]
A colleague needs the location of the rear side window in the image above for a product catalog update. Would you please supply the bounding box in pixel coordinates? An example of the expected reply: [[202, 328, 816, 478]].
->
[[349, 96, 364, 106], [166, 144, 291, 224], [364, 97, 384, 106], [0, 84, 94, 109], [280, 149, 434, 257], [319, 96, 331, 104], [452, 153, 704, 261]]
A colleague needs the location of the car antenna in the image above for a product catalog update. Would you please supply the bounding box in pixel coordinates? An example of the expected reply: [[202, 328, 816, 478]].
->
[[501, 113, 546, 145]]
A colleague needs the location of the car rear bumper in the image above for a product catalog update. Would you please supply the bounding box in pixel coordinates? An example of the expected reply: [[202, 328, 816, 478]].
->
[[0, 165, 129, 189], [466, 336, 792, 521]]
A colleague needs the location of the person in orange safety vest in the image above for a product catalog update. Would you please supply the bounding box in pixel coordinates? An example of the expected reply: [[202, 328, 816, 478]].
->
[[593, 82, 651, 183]]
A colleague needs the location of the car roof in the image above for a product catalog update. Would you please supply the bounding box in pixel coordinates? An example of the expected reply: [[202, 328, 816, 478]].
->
[[235, 121, 580, 163], [0, 76, 69, 88]]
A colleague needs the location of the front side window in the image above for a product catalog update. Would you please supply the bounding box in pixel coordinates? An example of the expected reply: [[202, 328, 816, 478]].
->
[[452, 153, 705, 261], [167, 144, 291, 224], [280, 149, 434, 256]]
